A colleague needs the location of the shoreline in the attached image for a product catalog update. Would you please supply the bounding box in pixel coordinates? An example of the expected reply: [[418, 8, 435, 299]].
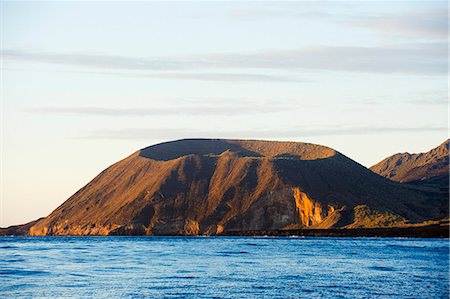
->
[[221, 224, 449, 238], [1, 223, 448, 238]]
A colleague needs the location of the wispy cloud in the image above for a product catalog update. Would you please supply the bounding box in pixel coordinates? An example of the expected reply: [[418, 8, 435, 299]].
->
[[226, 6, 447, 40], [346, 10, 448, 39], [225, 6, 334, 21], [77, 125, 447, 140], [26, 103, 292, 117], [145, 72, 300, 82], [3, 67, 299, 83], [4, 42, 446, 75], [408, 97, 448, 106], [349, 93, 448, 107]]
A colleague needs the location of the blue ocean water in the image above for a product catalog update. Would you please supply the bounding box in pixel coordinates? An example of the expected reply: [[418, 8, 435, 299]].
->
[[0, 237, 448, 298]]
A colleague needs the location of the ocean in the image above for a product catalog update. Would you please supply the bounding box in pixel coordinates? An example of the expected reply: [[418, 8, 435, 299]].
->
[[0, 237, 448, 298]]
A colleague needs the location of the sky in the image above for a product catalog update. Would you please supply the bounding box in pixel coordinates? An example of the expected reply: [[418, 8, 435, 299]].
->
[[1, 1, 448, 227]]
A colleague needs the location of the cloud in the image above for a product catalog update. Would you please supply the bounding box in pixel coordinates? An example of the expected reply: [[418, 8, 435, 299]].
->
[[4, 67, 299, 83], [26, 103, 292, 117], [409, 97, 448, 105], [347, 10, 448, 39], [225, 6, 334, 21], [77, 125, 447, 140], [3, 42, 446, 75], [143, 72, 300, 82], [226, 6, 447, 40], [359, 98, 448, 107]]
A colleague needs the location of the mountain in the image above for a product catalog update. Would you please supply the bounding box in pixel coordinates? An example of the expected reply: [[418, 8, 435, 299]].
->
[[22, 139, 449, 236], [370, 140, 449, 184]]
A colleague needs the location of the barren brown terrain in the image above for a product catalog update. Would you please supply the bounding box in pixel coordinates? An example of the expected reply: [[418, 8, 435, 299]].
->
[[2, 139, 448, 236], [370, 139, 449, 184]]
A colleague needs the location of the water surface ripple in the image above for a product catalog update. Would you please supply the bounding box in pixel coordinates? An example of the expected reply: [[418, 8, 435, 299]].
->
[[0, 237, 448, 298]]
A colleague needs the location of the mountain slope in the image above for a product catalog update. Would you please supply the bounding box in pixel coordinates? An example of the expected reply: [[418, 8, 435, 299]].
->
[[28, 139, 448, 236], [370, 140, 449, 183]]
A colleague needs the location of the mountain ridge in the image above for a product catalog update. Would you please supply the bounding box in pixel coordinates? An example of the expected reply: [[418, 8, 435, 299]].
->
[[370, 139, 449, 183]]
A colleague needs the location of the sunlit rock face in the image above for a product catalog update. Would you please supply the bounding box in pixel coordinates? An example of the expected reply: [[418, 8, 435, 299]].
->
[[293, 187, 333, 227], [29, 139, 448, 236]]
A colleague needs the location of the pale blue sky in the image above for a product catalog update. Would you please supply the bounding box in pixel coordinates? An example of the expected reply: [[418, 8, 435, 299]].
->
[[1, 1, 448, 226]]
